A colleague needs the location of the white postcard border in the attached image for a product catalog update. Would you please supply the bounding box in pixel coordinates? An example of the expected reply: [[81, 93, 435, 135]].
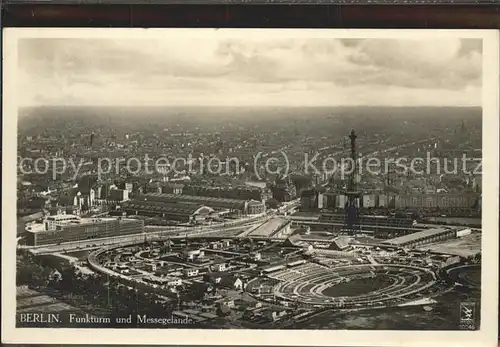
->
[[2, 28, 499, 346]]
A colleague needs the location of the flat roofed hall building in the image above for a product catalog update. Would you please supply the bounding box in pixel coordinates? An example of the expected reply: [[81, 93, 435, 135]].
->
[[139, 193, 265, 215], [26, 215, 144, 246], [382, 227, 457, 248], [119, 199, 214, 223]]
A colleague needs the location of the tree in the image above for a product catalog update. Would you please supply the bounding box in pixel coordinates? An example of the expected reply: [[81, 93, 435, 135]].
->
[[216, 304, 232, 317], [182, 281, 209, 301], [58, 266, 79, 291], [17, 263, 44, 286], [474, 252, 481, 263], [266, 198, 280, 209]]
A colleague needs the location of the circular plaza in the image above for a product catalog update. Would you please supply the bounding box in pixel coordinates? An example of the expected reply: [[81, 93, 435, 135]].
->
[[257, 263, 438, 309]]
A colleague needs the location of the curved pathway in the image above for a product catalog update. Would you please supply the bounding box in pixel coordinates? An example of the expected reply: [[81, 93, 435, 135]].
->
[[268, 264, 438, 308]]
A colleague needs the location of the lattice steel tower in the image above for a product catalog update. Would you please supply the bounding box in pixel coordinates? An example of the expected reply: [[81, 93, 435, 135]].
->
[[344, 129, 361, 235]]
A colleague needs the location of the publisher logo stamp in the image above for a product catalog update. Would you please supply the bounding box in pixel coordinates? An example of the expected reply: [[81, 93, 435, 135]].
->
[[459, 302, 476, 330]]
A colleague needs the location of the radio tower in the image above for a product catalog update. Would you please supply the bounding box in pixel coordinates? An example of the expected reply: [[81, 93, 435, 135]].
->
[[89, 132, 95, 147], [344, 129, 361, 236]]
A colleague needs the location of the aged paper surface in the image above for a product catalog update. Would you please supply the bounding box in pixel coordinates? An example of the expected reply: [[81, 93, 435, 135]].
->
[[2, 28, 499, 346]]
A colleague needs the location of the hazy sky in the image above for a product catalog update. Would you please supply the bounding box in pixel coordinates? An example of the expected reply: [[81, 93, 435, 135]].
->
[[18, 36, 482, 107]]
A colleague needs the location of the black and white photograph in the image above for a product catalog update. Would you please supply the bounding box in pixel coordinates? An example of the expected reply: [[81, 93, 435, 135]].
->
[[2, 29, 498, 346]]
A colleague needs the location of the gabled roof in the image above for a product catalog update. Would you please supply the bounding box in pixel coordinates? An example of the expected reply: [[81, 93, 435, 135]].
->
[[120, 199, 213, 216], [282, 234, 302, 247], [329, 236, 350, 250], [19, 211, 44, 223], [141, 193, 246, 210], [382, 227, 451, 246]]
